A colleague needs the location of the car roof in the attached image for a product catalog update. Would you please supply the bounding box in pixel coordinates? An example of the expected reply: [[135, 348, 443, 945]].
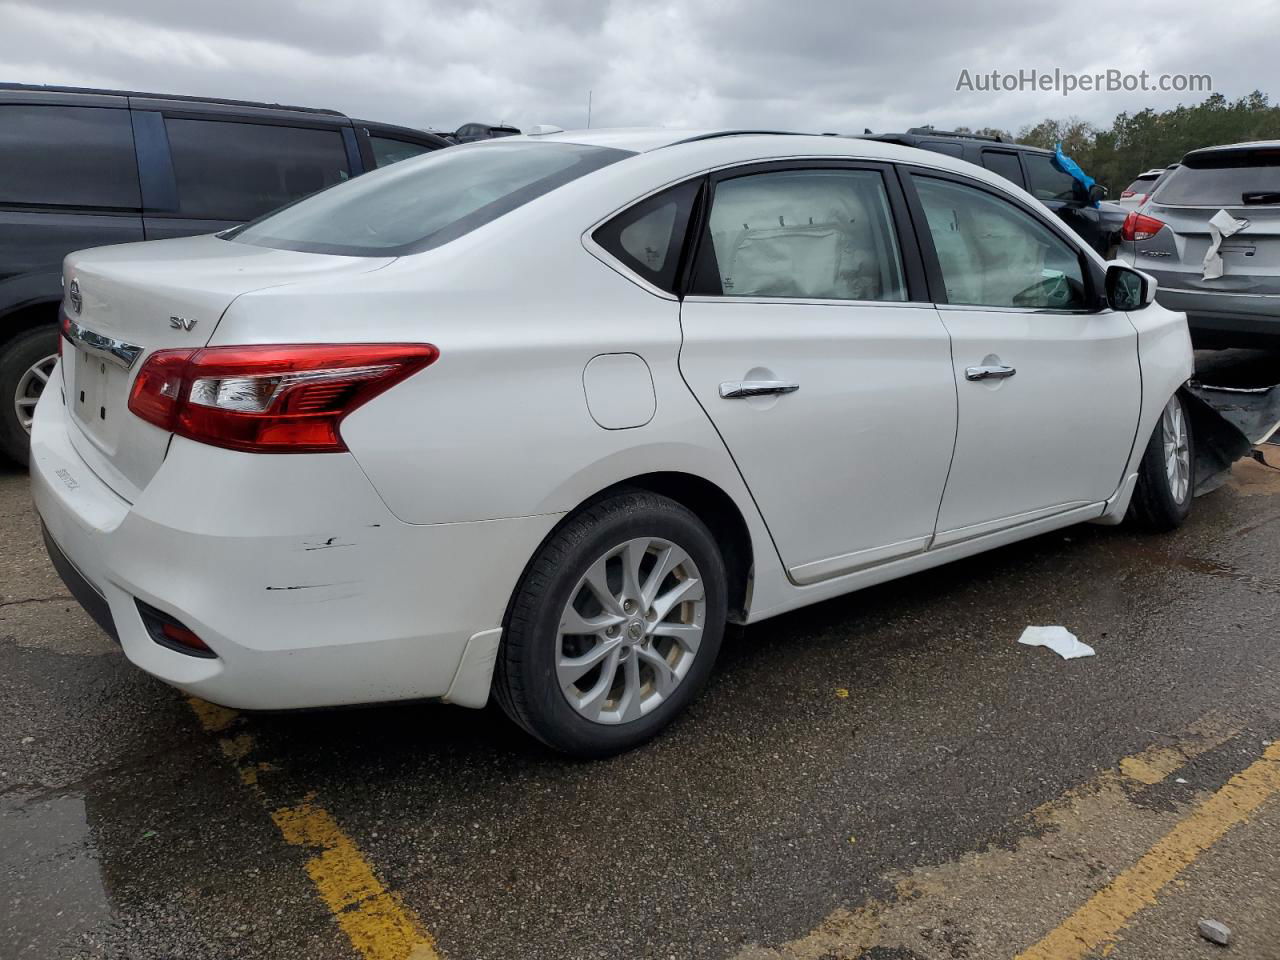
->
[[1183, 140, 1280, 160], [862, 130, 1055, 157], [0, 82, 346, 117], [495, 127, 1051, 191]]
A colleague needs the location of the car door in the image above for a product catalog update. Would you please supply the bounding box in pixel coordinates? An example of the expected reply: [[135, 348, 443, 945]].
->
[[902, 169, 1140, 546], [677, 162, 958, 584]]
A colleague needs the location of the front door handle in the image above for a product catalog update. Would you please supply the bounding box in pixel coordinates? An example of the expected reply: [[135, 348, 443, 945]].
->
[[965, 364, 1017, 382], [719, 380, 800, 399]]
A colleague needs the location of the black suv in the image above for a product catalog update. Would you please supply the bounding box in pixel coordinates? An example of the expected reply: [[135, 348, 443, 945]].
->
[[861, 128, 1127, 259], [0, 84, 450, 464]]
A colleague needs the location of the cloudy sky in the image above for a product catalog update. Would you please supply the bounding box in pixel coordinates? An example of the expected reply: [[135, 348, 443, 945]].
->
[[2, 0, 1275, 137]]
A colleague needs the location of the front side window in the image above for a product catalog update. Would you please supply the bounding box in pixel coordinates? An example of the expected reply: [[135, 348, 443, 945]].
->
[[0, 105, 139, 208], [696, 168, 908, 301], [166, 118, 350, 221], [913, 175, 1087, 310], [229, 141, 632, 256], [1023, 153, 1080, 202], [370, 136, 434, 168]]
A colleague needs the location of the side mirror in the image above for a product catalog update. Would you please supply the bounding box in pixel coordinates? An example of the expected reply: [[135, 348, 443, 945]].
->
[[1088, 184, 1108, 204], [1105, 262, 1157, 311]]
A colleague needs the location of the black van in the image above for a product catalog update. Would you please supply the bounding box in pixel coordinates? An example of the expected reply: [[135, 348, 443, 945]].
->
[[0, 83, 450, 464]]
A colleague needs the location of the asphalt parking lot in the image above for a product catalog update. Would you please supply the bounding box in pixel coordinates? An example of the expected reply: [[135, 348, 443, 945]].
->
[[4, 350, 1280, 960]]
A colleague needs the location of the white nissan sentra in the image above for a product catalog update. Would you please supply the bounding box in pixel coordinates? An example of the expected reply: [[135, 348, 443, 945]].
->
[[31, 129, 1195, 756]]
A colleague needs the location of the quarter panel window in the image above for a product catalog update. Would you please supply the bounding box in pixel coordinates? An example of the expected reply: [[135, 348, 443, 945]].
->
[[165, 118, 351, 221], [0, 105, 139, 208], [701, 168, 907, 301], [592, 179, 699, 294], [913, 176, 1087, 310]]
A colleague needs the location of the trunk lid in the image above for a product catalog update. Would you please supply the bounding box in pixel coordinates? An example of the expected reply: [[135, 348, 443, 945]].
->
[[61, 234, 393, 500]]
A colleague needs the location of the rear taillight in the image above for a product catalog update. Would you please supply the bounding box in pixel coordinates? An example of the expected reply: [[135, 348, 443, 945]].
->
[[127, 343, 438, 453], [1121, 211, 1166, 242], [1120, 189, 1135, 198]]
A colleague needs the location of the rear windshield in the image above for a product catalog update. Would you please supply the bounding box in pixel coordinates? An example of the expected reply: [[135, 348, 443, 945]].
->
[[1154, 149, 1280, 206], [226, 141, 633, 256], [1122, 176, 1157, 194]]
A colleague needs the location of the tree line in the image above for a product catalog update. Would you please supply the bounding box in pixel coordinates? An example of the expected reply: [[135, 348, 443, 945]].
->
[[947, 91, 1280, 193]]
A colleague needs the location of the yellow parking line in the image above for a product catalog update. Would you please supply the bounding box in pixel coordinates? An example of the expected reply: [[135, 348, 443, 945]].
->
[[1015, 741, 1280, 960], [187, 697, 439, 960]]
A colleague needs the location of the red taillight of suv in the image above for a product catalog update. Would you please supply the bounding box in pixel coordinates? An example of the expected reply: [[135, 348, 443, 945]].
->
[[128, 343, 439, 453], [1121, 211, 1166, 242]]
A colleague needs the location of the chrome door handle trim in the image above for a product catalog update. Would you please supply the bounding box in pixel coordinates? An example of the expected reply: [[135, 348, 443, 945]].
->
[[964, 364, 1016, 382], [719, 380, 800, 399]]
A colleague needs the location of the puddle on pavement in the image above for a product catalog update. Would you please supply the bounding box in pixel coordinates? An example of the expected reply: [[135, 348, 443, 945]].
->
[[1, 791, 112, 957]]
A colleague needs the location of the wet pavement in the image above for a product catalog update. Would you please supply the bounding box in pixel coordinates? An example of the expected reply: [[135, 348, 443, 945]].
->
[[3, 352, 1280, 960]]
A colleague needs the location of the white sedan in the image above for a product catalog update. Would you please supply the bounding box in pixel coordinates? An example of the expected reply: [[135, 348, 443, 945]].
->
[[32, 129, 1195, 756]]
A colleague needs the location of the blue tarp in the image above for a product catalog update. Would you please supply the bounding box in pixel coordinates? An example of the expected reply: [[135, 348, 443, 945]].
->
[[1052, 143, 1098, 207]]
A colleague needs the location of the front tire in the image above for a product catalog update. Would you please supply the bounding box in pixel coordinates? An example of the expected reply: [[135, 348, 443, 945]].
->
[[494, 490, 727, 757], [1127, 392, 1194, 531]]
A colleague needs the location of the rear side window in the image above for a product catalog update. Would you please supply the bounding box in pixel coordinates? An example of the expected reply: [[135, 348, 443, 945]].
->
[[592, 180, 700, 294], [1023, 154, 1079, 202], [1155, 151, 1280, 206], [0, 105, 139, 208], [228, 141, 633, 257], [370, 136, 434, 168], [981, 150, 1024, 188], [694, 167, 908, 302], [165, 118, 350, 221]]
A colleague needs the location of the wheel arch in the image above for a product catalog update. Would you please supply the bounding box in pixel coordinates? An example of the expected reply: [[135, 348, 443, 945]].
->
[[0, 298, 61, 343], [506, 470, 757, 628]]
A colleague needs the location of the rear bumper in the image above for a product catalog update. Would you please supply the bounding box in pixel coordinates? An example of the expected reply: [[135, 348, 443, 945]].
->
[[30, 363, 560, 710], [1150, 287, 1280, 344]]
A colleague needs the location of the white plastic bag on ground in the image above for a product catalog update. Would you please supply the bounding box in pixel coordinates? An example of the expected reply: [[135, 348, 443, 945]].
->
[[1018, 625, 1095, 660]]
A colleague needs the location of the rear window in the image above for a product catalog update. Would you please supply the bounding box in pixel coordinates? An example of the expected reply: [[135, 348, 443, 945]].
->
[[1155, 150, 1280, 206], [166, 118, 351, 221], [227, 141, 633, 257], [0, 104, 139, 209]]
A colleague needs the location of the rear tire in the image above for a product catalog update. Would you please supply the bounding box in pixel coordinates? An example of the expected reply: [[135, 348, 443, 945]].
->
[[0, 325, 59, 467], [494, 490, 727, 758], [1127, 392, 1194, 532]]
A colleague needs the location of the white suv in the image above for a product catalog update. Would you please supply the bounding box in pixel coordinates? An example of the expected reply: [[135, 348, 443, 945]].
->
[[32, 130, 1194, 756]]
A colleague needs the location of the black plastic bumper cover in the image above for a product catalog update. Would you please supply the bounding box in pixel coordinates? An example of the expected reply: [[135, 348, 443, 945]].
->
[[40, 522, 118, 643]]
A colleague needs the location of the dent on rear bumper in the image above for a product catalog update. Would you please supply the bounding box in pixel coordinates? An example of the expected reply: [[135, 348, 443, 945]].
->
[[30, 371, 560, 710]]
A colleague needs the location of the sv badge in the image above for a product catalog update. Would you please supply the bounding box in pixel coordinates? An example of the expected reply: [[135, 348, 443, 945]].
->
[[169, 316, 197, 331]]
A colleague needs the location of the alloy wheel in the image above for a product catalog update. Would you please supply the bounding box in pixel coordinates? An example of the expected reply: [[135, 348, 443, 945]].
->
[[14, 353, 57, 434], [1162, 395, 1190, 504], [556, 537, 706, 725]]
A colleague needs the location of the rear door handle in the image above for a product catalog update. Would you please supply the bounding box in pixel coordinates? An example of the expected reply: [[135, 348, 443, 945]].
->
[[719, 380, 800, 399], [964, 364, 1016, 382]]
